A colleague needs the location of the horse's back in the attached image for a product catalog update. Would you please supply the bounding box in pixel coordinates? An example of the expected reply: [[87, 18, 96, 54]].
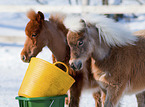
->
[[127, 36, 145, 94], [134, 30, 145, 37]]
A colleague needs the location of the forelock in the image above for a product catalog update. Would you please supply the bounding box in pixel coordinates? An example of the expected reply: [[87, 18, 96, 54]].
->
[[25, 20, 41, 37], [63, 14, 84, 32], [67, 31, 82, 44]]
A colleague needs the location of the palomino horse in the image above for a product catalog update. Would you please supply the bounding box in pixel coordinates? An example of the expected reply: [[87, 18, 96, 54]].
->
[[64, 14, 145, 107], [21, 10, 105, 107]]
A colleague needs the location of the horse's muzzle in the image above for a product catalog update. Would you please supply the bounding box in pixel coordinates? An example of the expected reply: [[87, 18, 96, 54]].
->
[[21, 55, 32, 63], [70, 60, 83, 71]]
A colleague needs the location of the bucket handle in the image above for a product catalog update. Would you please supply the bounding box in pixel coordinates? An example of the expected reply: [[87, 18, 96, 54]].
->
[[53, 62, 69, 74]]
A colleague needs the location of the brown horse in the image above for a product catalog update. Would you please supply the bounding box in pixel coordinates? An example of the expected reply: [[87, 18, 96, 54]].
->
[[64, 14, 145, 107], [21, 10, 106, 107]]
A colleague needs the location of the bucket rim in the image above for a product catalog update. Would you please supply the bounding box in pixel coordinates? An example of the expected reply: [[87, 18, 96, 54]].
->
[[30, 57, 75, 82], [15, 95, 67, 101]]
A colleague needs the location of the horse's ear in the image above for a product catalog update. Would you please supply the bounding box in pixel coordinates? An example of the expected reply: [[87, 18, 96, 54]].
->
[[27, 9, 37, 20], [80, 19, 88, 33], [36, 11, 44, 23], [80, 19, 87, 27]]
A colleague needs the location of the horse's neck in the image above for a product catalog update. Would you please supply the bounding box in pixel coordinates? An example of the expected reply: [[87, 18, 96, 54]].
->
[[43, 21, 70, 63], [88, 27, 110, 61]]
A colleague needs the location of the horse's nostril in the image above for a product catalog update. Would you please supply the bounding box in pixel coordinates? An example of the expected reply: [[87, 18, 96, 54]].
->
[[70, 63, 76, 71], [22, 55, 26, 61], [77, 61, 82, 70]]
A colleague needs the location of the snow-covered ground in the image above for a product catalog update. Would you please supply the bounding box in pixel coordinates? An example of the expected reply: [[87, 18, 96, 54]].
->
[[0, 44, 138, 107], [0, 0, 145, 107]]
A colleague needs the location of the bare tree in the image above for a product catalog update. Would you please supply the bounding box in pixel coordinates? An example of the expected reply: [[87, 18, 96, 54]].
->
[[69, 0, 79, 5], [36, 0, 47, 5], [136, 0, 144, 5], [69, 0, 90, 5], [82, 0, 90, 5], [102, 0, 108, 5]]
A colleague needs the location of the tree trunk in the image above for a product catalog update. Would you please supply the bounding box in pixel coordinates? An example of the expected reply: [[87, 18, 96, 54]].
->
[[82, 0, 90, 5], [102, 0, 108, 5]]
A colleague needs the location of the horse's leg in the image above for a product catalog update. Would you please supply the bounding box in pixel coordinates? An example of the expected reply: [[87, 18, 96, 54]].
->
[[136, 91, 145, 107], [52, 54, 56, 63], [93, 91, 101, 107], [104, 84, 126, 107], [69, 73, 84, 107], [101, 90, 106, 107], [93, 90, 106, 107]]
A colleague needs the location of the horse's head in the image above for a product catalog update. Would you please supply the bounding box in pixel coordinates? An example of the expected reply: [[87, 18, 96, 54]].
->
[[65, 19, 93, 71], [21, 11, 69, 63], [65, 14, 138, 71], [21, 10, 46, 62]]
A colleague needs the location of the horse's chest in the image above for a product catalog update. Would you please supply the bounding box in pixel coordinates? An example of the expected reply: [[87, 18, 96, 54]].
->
[[83, 72, 98, 89]]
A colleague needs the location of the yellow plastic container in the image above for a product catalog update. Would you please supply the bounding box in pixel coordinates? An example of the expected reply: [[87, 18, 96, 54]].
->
[[18, 57, 75, 98]]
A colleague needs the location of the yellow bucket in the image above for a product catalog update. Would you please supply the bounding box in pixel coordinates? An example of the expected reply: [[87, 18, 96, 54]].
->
[[18, 57, 75, 98]]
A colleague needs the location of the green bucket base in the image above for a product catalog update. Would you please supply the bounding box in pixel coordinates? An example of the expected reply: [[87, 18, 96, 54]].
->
[[15, 95, 67, 107]]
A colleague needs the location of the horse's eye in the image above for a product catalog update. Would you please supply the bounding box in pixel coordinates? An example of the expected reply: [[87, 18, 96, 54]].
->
[[32, 33, 37, 37], [78, 40, 84, 46]]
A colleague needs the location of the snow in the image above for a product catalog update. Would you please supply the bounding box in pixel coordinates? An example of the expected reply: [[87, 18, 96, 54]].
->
[[0, 46, 52, 107], [0, 45, 138, 107], [0, 0, 145, 107]]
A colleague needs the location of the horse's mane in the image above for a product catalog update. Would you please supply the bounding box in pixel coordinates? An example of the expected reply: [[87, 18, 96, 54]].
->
[[49, 13, 68, 36], [64, 14, 138, 46], [49, 13, 70, 64], [49, 12, 66, 24]]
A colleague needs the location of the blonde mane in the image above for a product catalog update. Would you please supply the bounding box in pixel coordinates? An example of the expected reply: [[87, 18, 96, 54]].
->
[[64, 14, 138, 46]]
